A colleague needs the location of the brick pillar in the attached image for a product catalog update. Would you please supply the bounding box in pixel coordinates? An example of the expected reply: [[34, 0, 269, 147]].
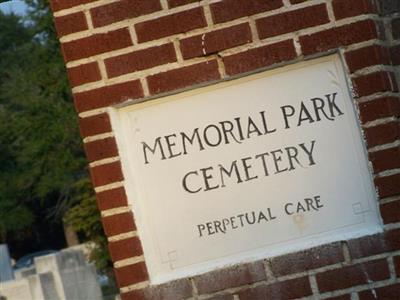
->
[[49, 0, 400, 299]]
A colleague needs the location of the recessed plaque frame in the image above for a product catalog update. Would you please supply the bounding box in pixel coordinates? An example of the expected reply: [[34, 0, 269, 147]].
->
[[109, 54, 382, 284]]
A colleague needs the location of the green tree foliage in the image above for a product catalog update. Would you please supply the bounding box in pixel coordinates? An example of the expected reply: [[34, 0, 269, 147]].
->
[[0, 2, 111, 271], [0, 11, 35, 241]]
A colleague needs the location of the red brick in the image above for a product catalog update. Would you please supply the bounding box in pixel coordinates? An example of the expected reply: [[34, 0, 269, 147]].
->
[[79, 113, 112, 138], [358, 96, 400, 123], [210, 0, 283, 24], [358, 283, 400, 300], [300, 19, 378, 55], [108, 236, 143, 262], [394, 256, 400, 277], [316, 259, 390, 292], [325, 295, 351, 300], [120, 279, 193, 300], [54, 12, 88, 37], [62, 28, 132, 62], [84, 137, 118, 162], [105, 43, 176, 78], [67, 62, 101, 87], [90, 161, 124, 187], [49, 0, 93, 12], [96, 187, 128, 211], [369, 146, 400, 173], [332, 0, 376, 20], [74, 80, 143, 113], [239, 277, 312, 300], [391, 45, 400, 65], [270, 242, 344, 276], [364, 121, 400, 148], [256, 4, 329, 39], [168, 0, 198, 8], [194, 261, 266, 294], [223, 39, 296, 76], [180, 23, 252, 59], [90, 0, 162, 28], [347, 229, 400, 259], [375, 173, 400, 198], [392, 18, 400, 39], [345, 45, 391, 73], [206, 295, 234, 300], [114, 262, 148, 287], [147, 60, 220, 95], [135, 8, 206, 43], [102, 211, 136, 236], [380, 200, 400, 224], [353, 71, 398, 97], [290, 0, 307, 3]]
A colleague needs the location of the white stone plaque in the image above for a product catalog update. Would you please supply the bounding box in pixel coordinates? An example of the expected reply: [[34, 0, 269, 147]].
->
[[110, 55, 381, 284]]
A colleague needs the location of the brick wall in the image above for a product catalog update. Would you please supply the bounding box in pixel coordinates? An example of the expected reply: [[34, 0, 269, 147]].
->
[[49, 0, 400, 299]]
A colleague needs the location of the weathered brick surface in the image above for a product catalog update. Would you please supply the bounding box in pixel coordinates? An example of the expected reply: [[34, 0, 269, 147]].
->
[[391, 45, 400, 65], [392, 18, 400, 39], [78, 113, 112, 138], [377, 0, 400, 15], [147, 60, 220, 95], [394, 256, 400, 277], [90, 161, 124, 187], [96, 186, 128, 211], [325, 295, 352, 300], [168, 0, 198, 8], [300, 20, 378, 55], [90, 0, 162, 28], [120, 279, 193, 300], [84, 137, 118, 162], [358, 96, 400, 123], [358, 283, 400, 299], [210, 0, 283, 24], [180, 23, 252, 59], [238, 277, 312, 300], [380, 200, 400, 224], [54, 12, 88, 37], [108, 236, 144, 262], [256, 4, 329, 39], [62, 28, 132, 62], [345, 45, 390, 73], [206, 295, 235, 300], [223, 39, 296, 75], [316, 259, 390, 292], [105, 43, 177, 78], [102, 211, 136, 236], [364, 121, 400, 148], [74, 80, 143, 113], [114, 262, 149, 287], [332, 0, 376, 20], [369, 146, 400, 173], [375, 173, 400, 198], [67, 62, 101, 87], [270, 242, 344, 276], [347, 229, 400, 259], [135, 8, 206, 43], [353, 71, 398, 97], [49, 0, 93, 12], [194, 261, 266, 294]]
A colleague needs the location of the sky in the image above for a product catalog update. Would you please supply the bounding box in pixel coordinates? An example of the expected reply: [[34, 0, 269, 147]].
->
[[0, 0, 28, 15]]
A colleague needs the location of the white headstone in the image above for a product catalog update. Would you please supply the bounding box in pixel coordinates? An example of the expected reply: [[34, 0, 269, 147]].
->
[[0, 245, 14, 282], [0, 278, 32, 300], [35, 254, 66, 300]]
